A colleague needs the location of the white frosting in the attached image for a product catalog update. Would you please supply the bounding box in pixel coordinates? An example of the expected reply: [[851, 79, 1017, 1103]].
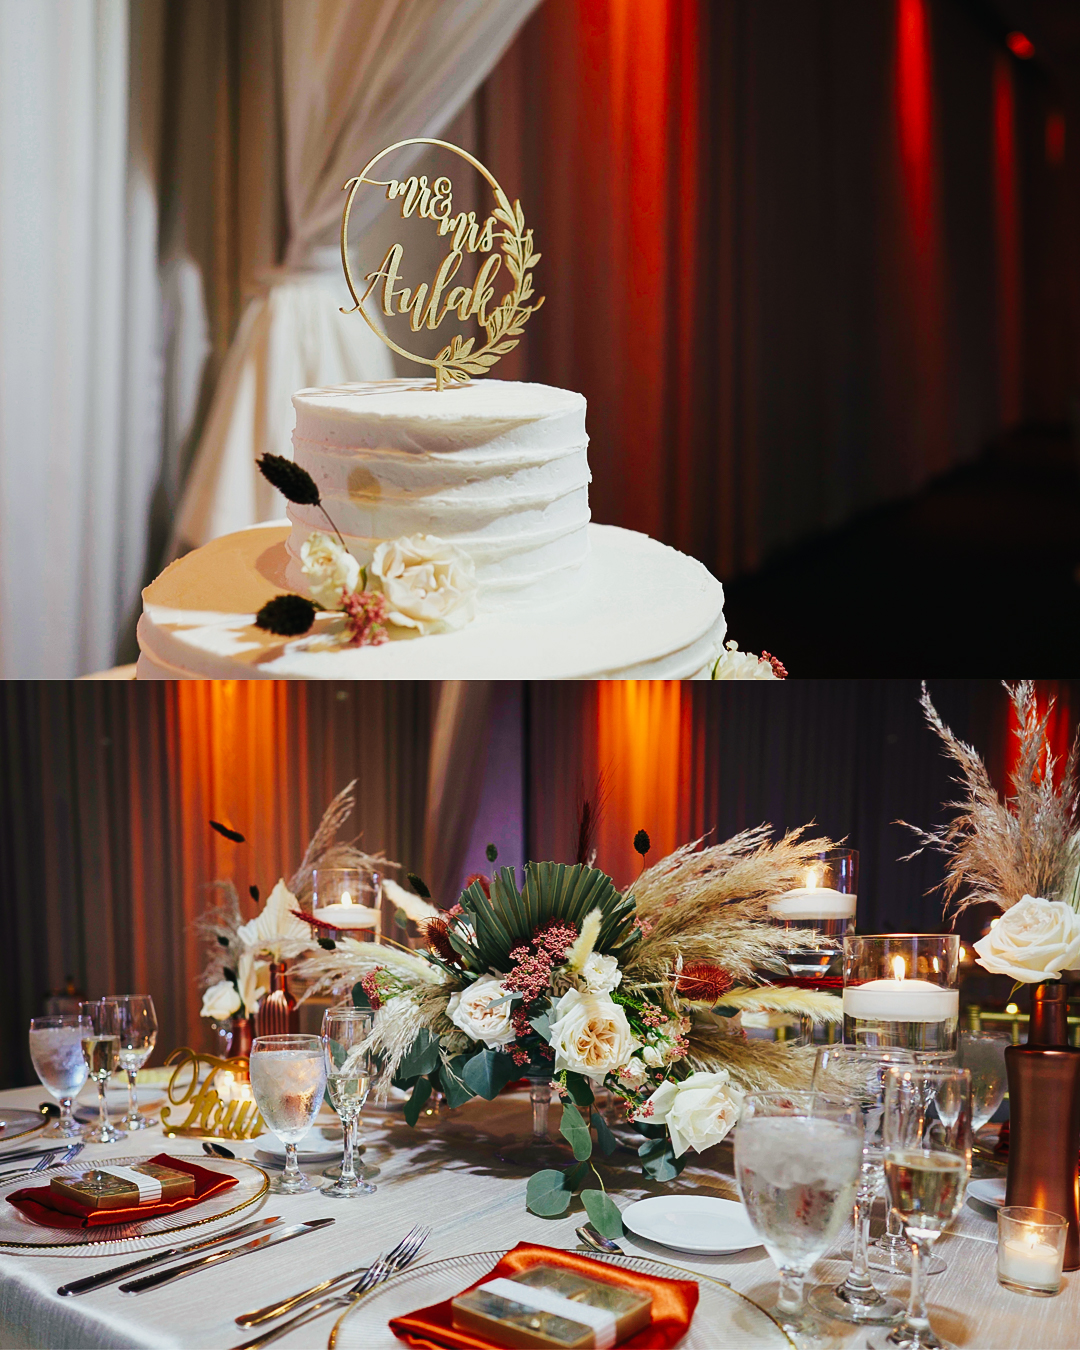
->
[[136, 523, 726, 680], [285, 379, 590, 609]]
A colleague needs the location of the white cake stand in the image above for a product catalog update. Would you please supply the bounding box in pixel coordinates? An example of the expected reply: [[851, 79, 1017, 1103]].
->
[[136, 522, 726, 680]]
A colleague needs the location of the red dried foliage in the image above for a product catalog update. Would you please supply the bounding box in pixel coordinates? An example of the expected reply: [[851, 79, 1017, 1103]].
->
[[461, 873, 491, 898], [425, 917, 461, 966], [675, 962, 734, 1003]]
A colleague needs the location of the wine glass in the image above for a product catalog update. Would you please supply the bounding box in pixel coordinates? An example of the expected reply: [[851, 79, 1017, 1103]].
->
[[734, 1091, 863, 1341], [956, 1031, 1007, 1134], [102, 995, 158, 1130], [28, 1015, 91, 1138], [249, 1034, 327, 1194], [808, 1046, 914, 1325], [871, 1065, 972, 1350], [78, 1000, 126, 1143], [321, 1008, 376, 1198]]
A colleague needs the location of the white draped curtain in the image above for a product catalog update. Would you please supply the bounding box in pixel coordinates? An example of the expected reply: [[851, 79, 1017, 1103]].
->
[[170, 0, 540, 554], [0, 0, 163, 678]]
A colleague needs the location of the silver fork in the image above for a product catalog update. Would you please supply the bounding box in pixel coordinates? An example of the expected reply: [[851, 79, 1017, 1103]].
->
[[229, 1227, 429, 1350]]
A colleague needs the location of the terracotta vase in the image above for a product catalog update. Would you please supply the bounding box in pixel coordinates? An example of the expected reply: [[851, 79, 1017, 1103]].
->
[[1004, 982, 1080, 1269], [254, 963, 299, 1038]]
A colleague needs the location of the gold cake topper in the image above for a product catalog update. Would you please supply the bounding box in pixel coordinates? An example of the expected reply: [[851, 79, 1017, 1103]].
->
[[340, 138, 543, 390], [160, 1048, 264, 1141]]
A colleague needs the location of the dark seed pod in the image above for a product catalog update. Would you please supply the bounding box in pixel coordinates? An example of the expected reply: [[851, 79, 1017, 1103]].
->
[[254, 594, 317, 636], [256, 453, 321, 506]]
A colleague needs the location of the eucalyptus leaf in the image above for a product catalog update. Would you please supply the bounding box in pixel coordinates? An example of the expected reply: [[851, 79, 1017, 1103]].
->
[[403, 1077, 433, 1127], [581, 1188, 624, 1238], [397, 1029, 441, 1079], [564, 1073, 594, 1109], [565, 1160, 589, 1191], [440, 1054, 477, 1108], [526, 1169, 574, 1217], [639, 1137, 686, 1182], [528, 1010, 551, 1040], [591, 1111, 618, 1157], [559, 1102, 593, 1161], [460, 1049, 519, 1101]]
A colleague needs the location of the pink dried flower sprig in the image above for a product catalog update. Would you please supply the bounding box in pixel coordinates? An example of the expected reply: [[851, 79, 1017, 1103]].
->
[[342, 589, 389, 647]]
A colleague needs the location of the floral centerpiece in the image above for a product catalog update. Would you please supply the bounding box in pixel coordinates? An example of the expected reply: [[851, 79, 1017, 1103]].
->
[[902, 681, 1080, 983], [295, 827, 842, 1235]]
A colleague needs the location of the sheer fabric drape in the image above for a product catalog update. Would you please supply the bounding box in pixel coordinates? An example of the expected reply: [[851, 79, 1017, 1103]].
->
[[170, 0, 539, 554]]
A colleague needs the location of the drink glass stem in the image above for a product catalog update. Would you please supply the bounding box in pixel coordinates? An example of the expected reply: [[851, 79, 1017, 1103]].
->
[[777, 1267, 806, 1318], [843, 1192, 879, 1298], [530, 1080, 551, 1140], [96, 1080, 109, 1136], [283, 1142, 301, 1186], [59, 1097, 75, 1133], [340, 1116, 357, 1185], [904, 1238, 932, 1335], [125, 1068, 139, 1123]]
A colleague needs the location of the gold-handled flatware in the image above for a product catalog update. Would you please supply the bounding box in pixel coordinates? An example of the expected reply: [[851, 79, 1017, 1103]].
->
[[118, 1218, 335, 1294], [229, 1226, 429, 1350], [233, 1222, 428, 1328]]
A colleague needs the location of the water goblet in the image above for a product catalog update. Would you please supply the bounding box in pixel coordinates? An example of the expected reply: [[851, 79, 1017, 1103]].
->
[[808, 1046, 914, 1325], [321, 1008, 376, 1198], [957, 1031, 1007, 1134], [78, 1000, 126, 1143], [734, 1090, 863, 1342], [869, 1064, 972, 1350], [249, 1034, 327, 1194], [28, 1015, 92, 1138], [102, 995, 158, 1130]]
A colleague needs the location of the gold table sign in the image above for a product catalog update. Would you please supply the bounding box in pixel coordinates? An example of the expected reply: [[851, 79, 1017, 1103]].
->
[[340, 138, 544, 390], [160, 1048, 264, 1140]]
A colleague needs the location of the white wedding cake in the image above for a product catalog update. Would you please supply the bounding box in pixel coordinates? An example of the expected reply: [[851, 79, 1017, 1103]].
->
[[136, 379, 726, 679]]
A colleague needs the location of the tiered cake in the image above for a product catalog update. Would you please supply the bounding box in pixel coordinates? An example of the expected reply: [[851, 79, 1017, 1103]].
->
[[136, 379, 726, 679]]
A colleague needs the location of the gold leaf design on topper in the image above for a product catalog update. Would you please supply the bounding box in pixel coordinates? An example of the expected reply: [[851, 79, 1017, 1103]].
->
[[340, 139, 543, 391]]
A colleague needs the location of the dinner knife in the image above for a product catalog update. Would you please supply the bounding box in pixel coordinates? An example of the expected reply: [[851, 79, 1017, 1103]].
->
[[57, 1216, 285, 1296], [118, 1217, 336, 1294], [0, 1146, 64, 1171]]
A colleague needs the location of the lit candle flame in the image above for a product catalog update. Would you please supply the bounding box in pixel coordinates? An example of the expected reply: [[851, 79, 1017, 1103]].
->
[[1027, 1231, 1040, 1250], [932, 956, 940, 973], [340, 890, 353, 906], [805, 868, 818, 889], [891, 955, 906, 982]]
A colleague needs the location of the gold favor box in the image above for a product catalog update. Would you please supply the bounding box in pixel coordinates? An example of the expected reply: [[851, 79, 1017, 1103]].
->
[[50, 1164, 194, 1211], [451, 1265, 653, 1349]]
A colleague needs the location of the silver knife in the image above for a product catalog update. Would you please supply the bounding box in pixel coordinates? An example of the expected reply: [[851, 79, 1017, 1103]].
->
[[118, 1217, 335, 1294], [58, 1216, 285, 1296]]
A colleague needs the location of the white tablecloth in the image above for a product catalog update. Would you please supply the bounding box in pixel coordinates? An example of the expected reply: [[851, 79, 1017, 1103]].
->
[[0, 1083, 1073, 1349]]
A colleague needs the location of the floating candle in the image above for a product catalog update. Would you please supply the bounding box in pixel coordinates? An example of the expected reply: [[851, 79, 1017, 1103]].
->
[[843, 955, 958, 1022], [769, 867, 856, 920], [312, 890, 379, 930]]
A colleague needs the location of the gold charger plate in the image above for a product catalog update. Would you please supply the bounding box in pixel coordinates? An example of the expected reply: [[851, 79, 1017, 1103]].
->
[[328, 1249, 793, 1349], [0, 1153, 268, 1255]]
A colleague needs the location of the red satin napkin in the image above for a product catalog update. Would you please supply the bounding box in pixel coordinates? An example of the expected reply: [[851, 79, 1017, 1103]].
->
[[6, 1153, 238, 1229], [388, 1242, 699, 1350]]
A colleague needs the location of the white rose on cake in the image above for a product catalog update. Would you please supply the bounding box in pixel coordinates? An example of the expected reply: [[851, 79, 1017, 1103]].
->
[[300, 531, 361, 608], [369, 535, 477, 634], [635, 1069, 745, 1157], [548, 988, 638, 1083], [446, 974, 516, 1048], [973, 895, 1080, 982], [711, 640, 786, 680], [200, 980, 242, 1020]]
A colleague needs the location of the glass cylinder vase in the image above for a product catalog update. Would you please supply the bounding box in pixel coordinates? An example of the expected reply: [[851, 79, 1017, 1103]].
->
[[769, 848, 858, 977], [842, 934, 959, 1056]]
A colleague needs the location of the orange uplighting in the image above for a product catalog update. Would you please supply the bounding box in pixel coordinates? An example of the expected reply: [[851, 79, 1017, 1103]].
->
[[1047, 112, 1066, 166], [1005, 31, 1035, 60], [596, 681, 682, 886]]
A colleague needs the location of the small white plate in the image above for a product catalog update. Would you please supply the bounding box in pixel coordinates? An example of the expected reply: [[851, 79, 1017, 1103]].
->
[[968, 1177, 1006, 1209], [621, 1195, 762, 1254], [253, 1126, 343, 1163]]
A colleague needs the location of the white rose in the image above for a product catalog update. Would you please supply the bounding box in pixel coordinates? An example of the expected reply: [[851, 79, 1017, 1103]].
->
[[711, 640, 782, 681], [635, 1069, 746, 1158], [642, 1043, 665, 1068], [369, 534, 476, 634], [300, 530, 361, 609], [548, 989, 639, 1083], [973, 895, 1080, 983], [581, 953, 622, 995], [446, 974, 516, 1048], [201, 980, 242, 1020], [616, 1058, 648, 1089]]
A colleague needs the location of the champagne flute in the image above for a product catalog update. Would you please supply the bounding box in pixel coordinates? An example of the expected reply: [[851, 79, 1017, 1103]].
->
[[78, 1000, 126, 1143], [102, 995, 158, 1130], [735, 1091, 863, 1341], [321, 1008, 376, 1198], [28, 1015, 92, 1138], [808, 1045, 913, 1325], [249, 1034, 327, 1194], [871, 1065, 972, 1350]]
